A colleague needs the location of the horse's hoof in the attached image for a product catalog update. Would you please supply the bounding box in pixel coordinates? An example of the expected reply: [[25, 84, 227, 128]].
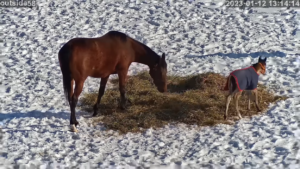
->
[[93, 106, 99, 115], [127, 98, 132, 105], [224, 115, 227, 120], [120, 106, 126, 110], [119, 102, 127, 110], [70, 124, 78, 132], [93, 110, 98, 116]]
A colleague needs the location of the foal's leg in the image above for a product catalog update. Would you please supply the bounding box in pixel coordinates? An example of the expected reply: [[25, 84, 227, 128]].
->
[[247, 90, 251, 110], [224, 94, 232, 120], [93, 76, 109, 116], [253, 89, 261, 112], [224, 76, 233, 120], [70, 79, 85, 132], [234, 92, 242, 119], [118, 69, 128, 110]]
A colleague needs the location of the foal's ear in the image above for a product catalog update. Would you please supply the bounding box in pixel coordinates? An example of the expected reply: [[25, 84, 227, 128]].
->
[[258, 56, 267, 63], [264, 57, 267, 62]]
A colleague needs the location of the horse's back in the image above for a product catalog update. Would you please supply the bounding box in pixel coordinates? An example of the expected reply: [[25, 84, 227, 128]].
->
[[104, 31, 127, 42], [60, 31, 134, 79], [230, 67, 258, 91], [61, 31, 130, 55], [65, 31, 129, 53]]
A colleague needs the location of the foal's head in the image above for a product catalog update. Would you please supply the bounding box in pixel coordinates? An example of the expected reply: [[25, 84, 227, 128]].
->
[[254, 56, 267, 75], [149, 53, 168, 93]]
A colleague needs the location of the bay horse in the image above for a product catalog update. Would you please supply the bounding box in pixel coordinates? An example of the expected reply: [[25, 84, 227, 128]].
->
[[58, 31, 168, 132], [223, 56, 267, 120]]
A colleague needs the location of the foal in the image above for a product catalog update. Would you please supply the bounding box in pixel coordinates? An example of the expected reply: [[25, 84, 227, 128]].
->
[[58, 31, 168, 132], [223, 57, 267, 120]]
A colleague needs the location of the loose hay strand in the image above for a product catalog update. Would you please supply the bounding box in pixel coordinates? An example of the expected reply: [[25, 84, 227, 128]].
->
[[79, 71, 288, 134]]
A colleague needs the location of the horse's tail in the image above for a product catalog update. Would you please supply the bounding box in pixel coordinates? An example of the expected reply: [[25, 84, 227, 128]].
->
[[58, 43, 72, 104]]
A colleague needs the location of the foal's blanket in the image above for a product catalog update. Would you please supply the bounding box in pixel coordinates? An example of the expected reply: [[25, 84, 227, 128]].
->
[[224, 66, 259, 91]]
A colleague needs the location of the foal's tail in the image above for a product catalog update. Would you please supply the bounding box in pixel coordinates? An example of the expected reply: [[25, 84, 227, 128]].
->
[[58, 43, 72, 104], [223, 75, 231, 91]]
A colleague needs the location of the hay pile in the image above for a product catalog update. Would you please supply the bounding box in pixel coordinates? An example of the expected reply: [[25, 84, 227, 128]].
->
[[79, 71, 287, 134]]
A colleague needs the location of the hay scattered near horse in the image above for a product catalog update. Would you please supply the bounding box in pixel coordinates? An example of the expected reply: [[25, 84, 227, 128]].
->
[[79, 71, 288, 134]]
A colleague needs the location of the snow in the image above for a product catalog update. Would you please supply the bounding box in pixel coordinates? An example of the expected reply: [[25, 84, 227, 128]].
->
[[1, 0, 300, 168]]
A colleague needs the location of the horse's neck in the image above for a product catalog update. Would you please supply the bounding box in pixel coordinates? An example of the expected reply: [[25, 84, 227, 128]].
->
[[252, 63, 260, 72], [131, 40, 159, 67], [134, 53, 159, 67]]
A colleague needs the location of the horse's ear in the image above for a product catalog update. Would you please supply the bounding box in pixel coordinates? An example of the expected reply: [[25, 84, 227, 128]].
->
[[162, 53, 166, 61], [159, 53, 166, 67]]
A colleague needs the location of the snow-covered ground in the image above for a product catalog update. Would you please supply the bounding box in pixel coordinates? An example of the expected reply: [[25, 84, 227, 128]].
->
[[1, 0, 300, 168]]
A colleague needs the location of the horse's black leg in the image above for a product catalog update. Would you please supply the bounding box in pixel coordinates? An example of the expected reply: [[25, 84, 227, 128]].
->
[[118, 70, 128, 110], [70, 95, 79, 126], [69, 79, 74, 102], [70, 79, 85, 132], [93, 76, 109, 116]]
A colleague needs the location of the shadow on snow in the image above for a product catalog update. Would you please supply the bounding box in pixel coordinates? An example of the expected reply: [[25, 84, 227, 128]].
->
[[185, 51, 286, 59]]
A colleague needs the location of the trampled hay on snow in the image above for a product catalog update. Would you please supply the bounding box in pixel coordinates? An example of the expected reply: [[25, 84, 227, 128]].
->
[[80, 71, 288, 134]]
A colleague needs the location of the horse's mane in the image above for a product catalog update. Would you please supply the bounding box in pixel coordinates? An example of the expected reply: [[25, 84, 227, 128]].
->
[[107, 31, 161, 64], [252, 62, 265, 71], [134, 39, 160, 58], [251, 63, 260, 70], [106, 31, 127, 42]]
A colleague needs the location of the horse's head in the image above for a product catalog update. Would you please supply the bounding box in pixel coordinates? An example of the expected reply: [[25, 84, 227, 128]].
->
[[257, 56, 267, 75], [149, 53, 167, 93]]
